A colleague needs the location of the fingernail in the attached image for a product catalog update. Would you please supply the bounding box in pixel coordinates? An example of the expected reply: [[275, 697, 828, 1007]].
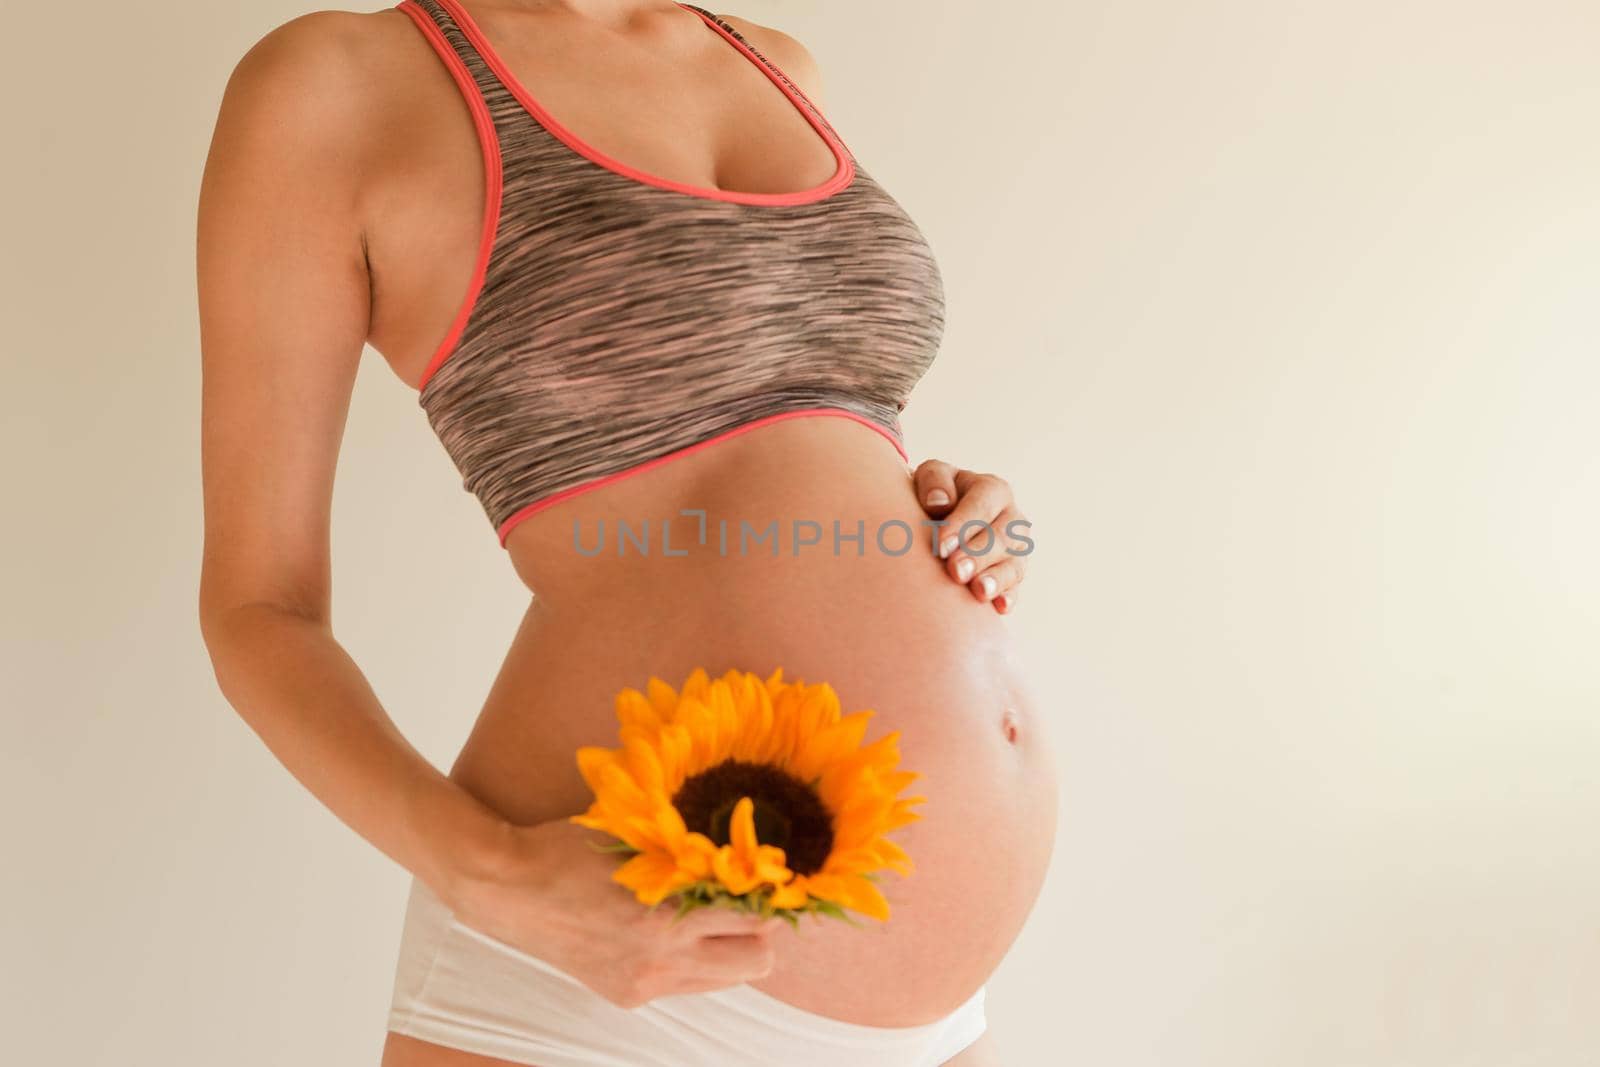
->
[[940, 535, 959, 559], [995, 594, 1010, 613], [926, 489, 951, 507], [956, 558, 974, 581], [979, 575, 996, 598]]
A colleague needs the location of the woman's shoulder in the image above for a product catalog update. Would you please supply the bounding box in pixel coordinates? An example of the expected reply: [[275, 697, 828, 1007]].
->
[[213, 8, 417, 145], [204, 6, 435, 217], [704, 11, 831, 109]]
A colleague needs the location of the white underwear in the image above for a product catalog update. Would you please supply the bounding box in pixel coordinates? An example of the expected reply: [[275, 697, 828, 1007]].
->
[[387, 879, 988, 1067]]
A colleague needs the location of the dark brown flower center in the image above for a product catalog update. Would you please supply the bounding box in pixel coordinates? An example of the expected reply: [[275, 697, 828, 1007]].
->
[[672, 759, 834, 876]]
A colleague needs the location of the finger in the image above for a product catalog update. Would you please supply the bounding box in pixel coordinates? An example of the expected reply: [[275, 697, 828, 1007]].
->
[[968, 557, 1023, 604], [669, 903, 774, 939], [936, 474, 1012, 562], [911, 458, 960, 513], [688, 932, 777, 982], [661, 948, 777, 999], [993, 585, 1018, 615], [958, 504, 1032, 582], [969, 507, 1031, 581]]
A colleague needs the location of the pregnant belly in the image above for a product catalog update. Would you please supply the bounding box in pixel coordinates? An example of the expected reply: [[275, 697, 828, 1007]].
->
[[448, 418, 1061, 1027]]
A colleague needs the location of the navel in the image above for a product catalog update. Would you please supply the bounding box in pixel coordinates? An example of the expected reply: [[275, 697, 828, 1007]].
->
[[1000, 707, 1022, 745]]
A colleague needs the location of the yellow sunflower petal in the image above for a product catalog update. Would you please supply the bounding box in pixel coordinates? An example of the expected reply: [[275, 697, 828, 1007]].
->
[[768, 874, 809, 909], [676, 831, 719, 879], [681, 667, 712, 704], [615, 687, 660, 732], [753, 844, 793, 886], [821, 846, 882, 876], [730, 676, 774, 761], [652, 798, 688, 845], [765, 684, 806, 766], [790, 708, 876, 783], [804, 872, 890, 921], [711, 844, 761, 895], [708, 682, 741, 762], [675, 697, 715, 770], [883, 798, 926, 831], [870, 836, 915, 875], [844, 730, 905, 775], [614, 850, 696, 906], [621, 812, 675, 852], [621, 733, 666, 797], [841, 876, 891, 921], [596, 760, 653, 814], [573, 801, 655, 851], [646, 676, 679, 721], [833, 803, 897, 853], [823, 768, 892, 827], [727, 795, 758, 857], [877, 770, 921, 794], [658, 723, 693, 789], [818, 743, 905, 811], [798, 683, 842, 738], [575, 746, 620, 796], [566, 810, 610, 832]]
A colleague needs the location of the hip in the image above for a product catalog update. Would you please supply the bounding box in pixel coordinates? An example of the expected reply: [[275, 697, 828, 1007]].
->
[[387, 877, 991, 1066]]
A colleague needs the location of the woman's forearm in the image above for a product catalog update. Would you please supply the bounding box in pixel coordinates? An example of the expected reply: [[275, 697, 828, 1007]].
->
[[199, 601, 510, 902]]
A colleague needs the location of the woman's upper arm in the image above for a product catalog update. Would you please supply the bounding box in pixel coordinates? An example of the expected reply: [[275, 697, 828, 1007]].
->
[[197, 12, 377, 627]]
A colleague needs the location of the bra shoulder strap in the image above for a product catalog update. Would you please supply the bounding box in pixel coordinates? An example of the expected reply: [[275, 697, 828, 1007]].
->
[[397, 0, 521, 132]]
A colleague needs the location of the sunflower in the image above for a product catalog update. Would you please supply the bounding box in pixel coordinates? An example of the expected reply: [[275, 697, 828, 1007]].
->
[[568, 667, 925, 926]]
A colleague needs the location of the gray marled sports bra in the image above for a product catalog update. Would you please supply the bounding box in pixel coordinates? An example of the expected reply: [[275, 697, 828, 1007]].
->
[[397, 0, 946, 547]]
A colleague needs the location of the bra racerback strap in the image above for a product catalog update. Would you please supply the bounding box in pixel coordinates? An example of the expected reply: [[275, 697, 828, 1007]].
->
[[675, 3, 855, 163], [398, 0, 525, 143]]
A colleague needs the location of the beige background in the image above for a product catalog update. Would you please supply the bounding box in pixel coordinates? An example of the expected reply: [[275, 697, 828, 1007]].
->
[[3, 1, 1597, 1064]]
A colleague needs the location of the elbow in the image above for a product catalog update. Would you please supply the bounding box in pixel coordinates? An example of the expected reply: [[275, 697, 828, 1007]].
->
[[196, 577, 243, 676], [197, 552, 332, 697], [197, 593, 327, 706], [198, 598, 255, 705], [199, 608, 244, 714]]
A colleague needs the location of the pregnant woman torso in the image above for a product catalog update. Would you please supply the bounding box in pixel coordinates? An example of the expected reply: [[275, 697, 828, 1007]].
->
[[464, 418, 1060, 1026], [359, 0, 1060, 1030]]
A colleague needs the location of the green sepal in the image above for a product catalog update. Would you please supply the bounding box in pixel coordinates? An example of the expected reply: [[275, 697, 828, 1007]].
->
[[587, 839, 644, 855], [650, 877, 872, 928]]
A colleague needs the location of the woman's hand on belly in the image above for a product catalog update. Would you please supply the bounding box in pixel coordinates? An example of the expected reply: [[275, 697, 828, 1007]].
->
[[911, 459, 1034, 614], [447, 817, 783, 1009]]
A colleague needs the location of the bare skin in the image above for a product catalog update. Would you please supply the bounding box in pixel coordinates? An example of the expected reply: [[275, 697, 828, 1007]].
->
[[196, 3, 1057, 1065]]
